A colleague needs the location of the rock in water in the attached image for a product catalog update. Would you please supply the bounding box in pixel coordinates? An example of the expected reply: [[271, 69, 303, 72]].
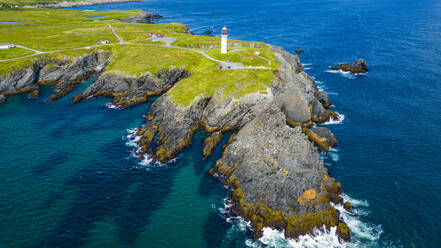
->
[[204, 30, 213, 34], [295, 49, 304, 54], [29, 90, 40, 98], [119, 11, 163, 24], [0, 95, 6, 103], [330, 59, 368, 74]]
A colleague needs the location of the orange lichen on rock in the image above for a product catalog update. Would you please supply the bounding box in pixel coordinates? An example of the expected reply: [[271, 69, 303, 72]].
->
[[298, 189, 317, 203]]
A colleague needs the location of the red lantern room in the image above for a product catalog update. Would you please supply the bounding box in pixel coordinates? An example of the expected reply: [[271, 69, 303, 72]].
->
[[222, 26, 227, 36]]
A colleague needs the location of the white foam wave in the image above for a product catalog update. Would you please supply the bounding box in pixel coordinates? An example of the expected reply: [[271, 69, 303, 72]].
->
[[105, 102, 120, 109], [332, 196, 383, 247], [322, 112, 345, 125], [302, 63, 313, 66], [304, 67, 312, 71], [124, 128, 175, 168], [325, 69, 367, 79], [243, 195, 383, 248]]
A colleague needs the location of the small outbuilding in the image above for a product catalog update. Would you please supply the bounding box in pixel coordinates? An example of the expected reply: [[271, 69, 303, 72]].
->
[[148, 33, 164, 38], [254, 50, 261, 55], [100, 40, 109, 44], [0, 43, 15, 49]]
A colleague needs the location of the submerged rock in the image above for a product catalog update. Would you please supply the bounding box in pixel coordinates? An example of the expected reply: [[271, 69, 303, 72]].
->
[[119, 11, 163, 24], [331, 59, 368, 74], [29, 90, 40, 98], [204, 30, 213, 35], [295, 49, 304, 54]]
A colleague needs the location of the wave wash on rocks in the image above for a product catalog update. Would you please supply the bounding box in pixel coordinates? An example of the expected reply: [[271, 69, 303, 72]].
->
[[135, 45, 350, 242]]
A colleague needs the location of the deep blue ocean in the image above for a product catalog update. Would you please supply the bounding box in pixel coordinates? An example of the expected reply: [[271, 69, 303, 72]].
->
[[1, 0, 440, 247]]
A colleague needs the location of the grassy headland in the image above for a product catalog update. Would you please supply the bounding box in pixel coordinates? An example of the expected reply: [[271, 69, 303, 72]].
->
[[0, 8, 278, 106]]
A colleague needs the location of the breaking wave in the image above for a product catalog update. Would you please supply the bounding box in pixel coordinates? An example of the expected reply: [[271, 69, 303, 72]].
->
[[325, 69, 367, 79], [323, 112, 345, 125], [124, 128, 175, 169], [105, 102, 120, 109], [218, 194, 383, 248]]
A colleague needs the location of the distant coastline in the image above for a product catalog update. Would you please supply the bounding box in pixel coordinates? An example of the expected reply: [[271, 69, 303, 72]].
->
[[24, 0, 141, 9]]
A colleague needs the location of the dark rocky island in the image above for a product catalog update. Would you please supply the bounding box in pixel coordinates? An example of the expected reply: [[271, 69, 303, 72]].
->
[[0, 8, 350, 244], [331, 59, 368, 74]]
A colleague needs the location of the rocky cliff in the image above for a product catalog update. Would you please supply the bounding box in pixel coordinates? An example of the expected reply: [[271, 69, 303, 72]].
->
[[0, 50, 110, 102], [133, 45, 349, 241]]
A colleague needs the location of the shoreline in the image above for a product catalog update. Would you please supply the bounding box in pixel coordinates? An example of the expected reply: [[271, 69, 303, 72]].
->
[[23, 0, 141, 9]]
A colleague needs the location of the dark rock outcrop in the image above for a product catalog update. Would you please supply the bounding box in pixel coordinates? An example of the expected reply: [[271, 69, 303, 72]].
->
[[119, 11, 163, 24], [202, 131, 223, 157], [0, 94, 6, 103], [331, 59, 368, 74], [303, 126, 338, 152], [295, 49, 304, 54], [72, 68, 190, 108], [0, 50, 111, 102], [278, 88, 311, 123], [204, 30, 213, 35]]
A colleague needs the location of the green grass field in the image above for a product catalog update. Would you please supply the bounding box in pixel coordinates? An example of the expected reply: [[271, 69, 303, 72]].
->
[[0, 0, 86, 6], [0, 8, 278, 106]]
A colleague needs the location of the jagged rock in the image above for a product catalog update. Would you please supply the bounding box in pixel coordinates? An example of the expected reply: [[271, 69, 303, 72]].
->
[[0, 94, 6, 103], [209, 104, 347, 240], [295, 49, 304, 54], [331, 59, 368, 74], [278, 88, 311, 124], [311, 98, 331, 123], [312, 127, 338, 147], [314, 90, 331, 108], [344, 201, 352, 211], [119, 11, 162, 24], [29, 90, 40, 98], [202, 131, 223, 157], [72, 68, 190, 108], [204, 30, 213, 34]]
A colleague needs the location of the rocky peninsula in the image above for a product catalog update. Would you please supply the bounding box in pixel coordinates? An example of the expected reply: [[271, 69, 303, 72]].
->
[[0, 8, 350, 243]]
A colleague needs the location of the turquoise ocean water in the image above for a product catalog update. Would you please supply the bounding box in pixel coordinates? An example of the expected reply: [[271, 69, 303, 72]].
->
[[1, 0, 441, 247]]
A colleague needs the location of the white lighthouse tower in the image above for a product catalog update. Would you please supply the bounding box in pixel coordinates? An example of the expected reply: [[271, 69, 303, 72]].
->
[[221, 26, 228, 54]]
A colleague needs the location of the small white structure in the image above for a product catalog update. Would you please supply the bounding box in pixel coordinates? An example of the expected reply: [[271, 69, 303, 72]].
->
[[254, 50, 261, 55], [0, 43, 15, 49], [100, 40, 109, 45], [148, 33, 164, 38], [221, 26, 228, 54]]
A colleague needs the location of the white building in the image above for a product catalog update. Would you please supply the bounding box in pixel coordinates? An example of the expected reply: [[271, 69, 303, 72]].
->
[[0, 43, 15, 49], [221, 26, 228, 54], [100, 40, 109, 45]]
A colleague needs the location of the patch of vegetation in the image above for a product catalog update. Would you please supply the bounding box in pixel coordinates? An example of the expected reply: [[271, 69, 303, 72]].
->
[[0, 46, 33, 60]]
